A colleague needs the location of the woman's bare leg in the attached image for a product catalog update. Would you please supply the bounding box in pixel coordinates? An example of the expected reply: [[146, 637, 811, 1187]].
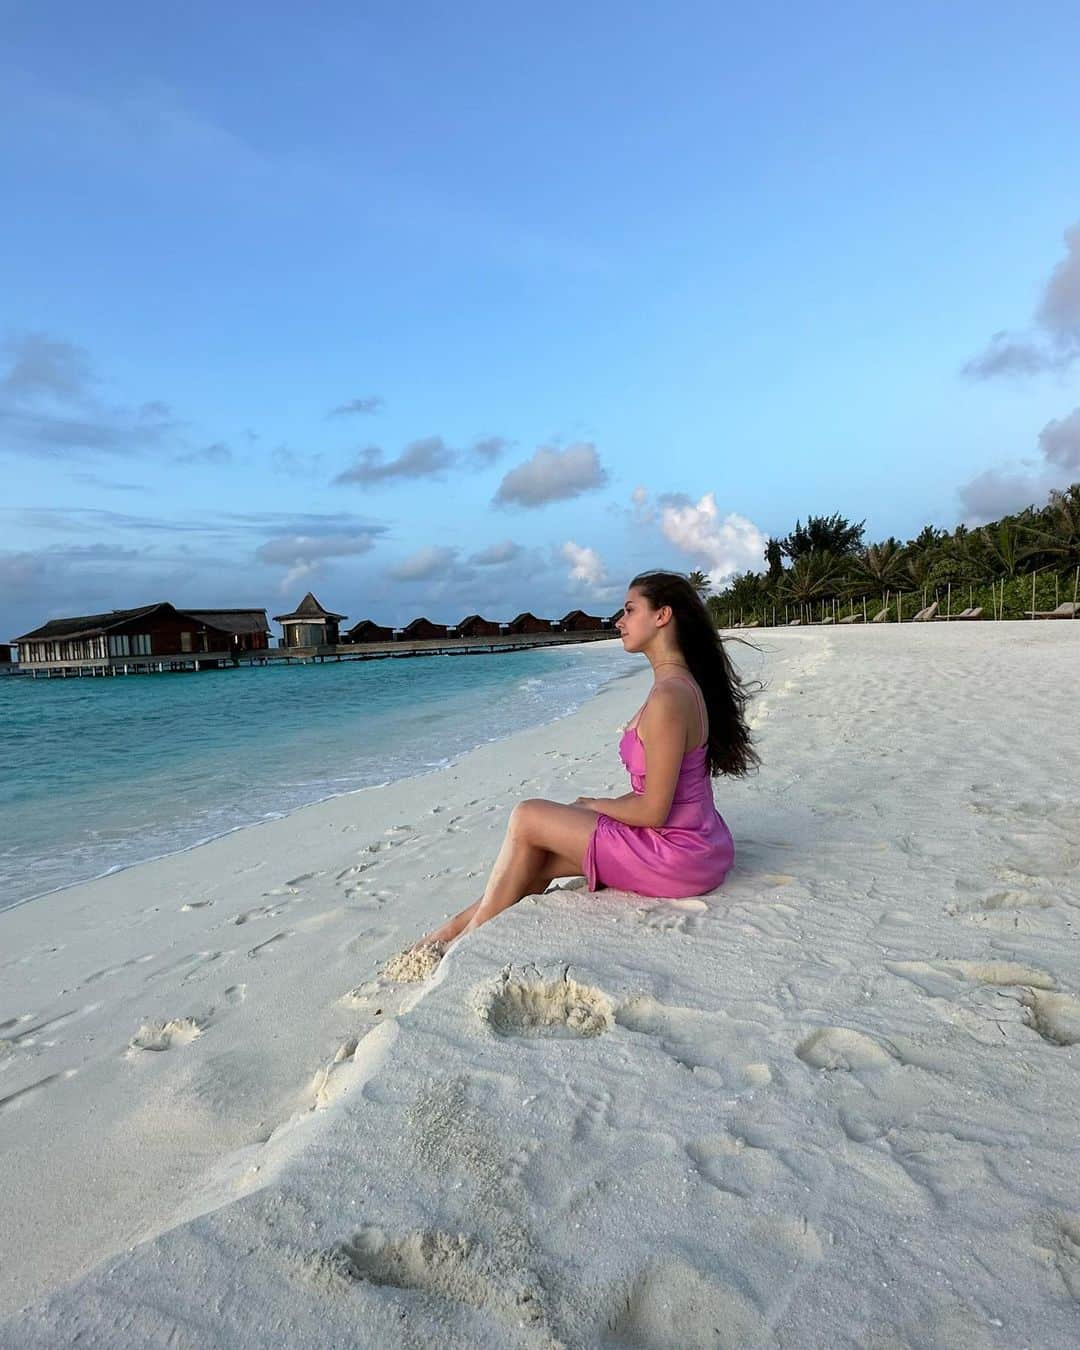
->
[[412, 799, 596, 949], [415, 852, 572, 948]]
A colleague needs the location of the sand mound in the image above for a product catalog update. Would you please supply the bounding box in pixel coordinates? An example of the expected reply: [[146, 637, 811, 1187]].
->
[[383, 942, 445, 983], [128, 1018, 203, 1052]]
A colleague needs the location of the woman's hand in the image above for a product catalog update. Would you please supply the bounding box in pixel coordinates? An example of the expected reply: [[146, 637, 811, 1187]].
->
[[573, 796, 604, 812]]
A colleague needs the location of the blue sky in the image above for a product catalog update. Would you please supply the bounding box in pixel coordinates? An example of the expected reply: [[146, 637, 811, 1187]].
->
[[3, 0, 1079, 638]]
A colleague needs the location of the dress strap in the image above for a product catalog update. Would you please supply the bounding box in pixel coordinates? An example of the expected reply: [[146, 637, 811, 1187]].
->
[[631, 674, 708, 747], [665, 673, 708, 749]]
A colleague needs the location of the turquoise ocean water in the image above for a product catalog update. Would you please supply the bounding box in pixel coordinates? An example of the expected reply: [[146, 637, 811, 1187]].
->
[[0, 644, 631, 912]]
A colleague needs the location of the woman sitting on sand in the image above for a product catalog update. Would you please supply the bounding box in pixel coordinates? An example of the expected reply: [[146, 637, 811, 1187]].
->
[[414, 570, 758, 951]]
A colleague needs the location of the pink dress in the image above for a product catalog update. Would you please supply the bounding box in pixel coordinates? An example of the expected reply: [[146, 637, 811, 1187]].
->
[[583, 675, 735, 899]]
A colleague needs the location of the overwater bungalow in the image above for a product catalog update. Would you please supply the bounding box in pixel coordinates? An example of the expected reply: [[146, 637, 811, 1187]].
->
[[274, 593, 346, 648], [398, 617, 450, 640], [11, 603, 238, 672], [456, 614, 501, 637], [345, 619, 396, 644], [556, 608, 605, 632], [505, 612, 554, 635], [184, 609, 271, 652]]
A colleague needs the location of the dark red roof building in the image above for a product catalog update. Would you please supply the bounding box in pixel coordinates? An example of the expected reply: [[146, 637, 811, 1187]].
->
[[184, 609, 270, 651], [455, 614, 501, 637], [399, 617, 450, 640], [556, 609, 605, 632], [12, 603, 235, 667], [345, 619, 396, 644], [505, 612, 553, 635]]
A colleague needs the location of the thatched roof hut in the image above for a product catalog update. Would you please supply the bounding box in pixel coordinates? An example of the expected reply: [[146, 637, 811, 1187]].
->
[[273, 593, 346, 648]]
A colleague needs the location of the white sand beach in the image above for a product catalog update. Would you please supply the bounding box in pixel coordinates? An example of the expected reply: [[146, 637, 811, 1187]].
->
[[2, 625, 1079, 1348]]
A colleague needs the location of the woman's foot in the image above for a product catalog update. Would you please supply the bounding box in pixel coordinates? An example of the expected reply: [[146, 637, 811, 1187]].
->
[[411, 900, 481, 951]]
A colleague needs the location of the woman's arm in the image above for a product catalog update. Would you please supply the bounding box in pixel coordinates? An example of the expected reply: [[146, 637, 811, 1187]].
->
[[576, 686, 686, 829], [575, 792, 658, 828]]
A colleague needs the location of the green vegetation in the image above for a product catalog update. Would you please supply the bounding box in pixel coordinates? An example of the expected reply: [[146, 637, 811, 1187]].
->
[[700, 484, 1080, 626]]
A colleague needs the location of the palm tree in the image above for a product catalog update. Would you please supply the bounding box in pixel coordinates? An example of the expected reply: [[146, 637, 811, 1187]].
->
[[900, 549, 938, 607], [977, 518, 1035, 578], [1023, 485, 1080, 570], [847, 539, 909, 594], [687, 569, 712, 596], [779, 551, 847, 621]]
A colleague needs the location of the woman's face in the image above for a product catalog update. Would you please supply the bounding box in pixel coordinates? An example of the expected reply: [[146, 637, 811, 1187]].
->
[[615, 588, 658, 651]]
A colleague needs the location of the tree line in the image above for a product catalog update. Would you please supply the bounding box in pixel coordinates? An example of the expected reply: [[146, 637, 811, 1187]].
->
[[689, 483, 1080, 625]]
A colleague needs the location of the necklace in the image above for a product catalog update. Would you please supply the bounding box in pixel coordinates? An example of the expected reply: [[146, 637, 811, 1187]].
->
[[652, 660, 689, 672]]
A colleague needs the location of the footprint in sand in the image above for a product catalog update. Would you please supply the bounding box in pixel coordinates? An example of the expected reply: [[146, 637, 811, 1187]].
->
[[128, 1017, 204, 1052], [180, 899, 213, 912], [634, 899, 707, 936], [948, 889, 1053, 916], [886, 959, 1056, 1000], [604, 1256, 771, 1350], [1020, 990, 1080, 1047], [685, 1132, 797, 1201], [477, 968, 613, 1039], [0, 1069, 78, 1113], [247, 931, 292, 959], [1, 1004, 100, 1051], [614, 995, 772, 1085], [82, 953, 157, 986], [310, 1037, 359, 1109], [566, 1081, 615, 1143], [233, 905, 276, 925], [795, 1026, 896, 1071], [340, 979, 382, 1010], [305, 1227, 549, 1331], [1034, 1213, 1080, 1298]]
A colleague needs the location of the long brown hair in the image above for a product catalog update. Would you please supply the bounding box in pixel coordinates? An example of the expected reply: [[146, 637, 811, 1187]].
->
[[628, 570, 760, 777]]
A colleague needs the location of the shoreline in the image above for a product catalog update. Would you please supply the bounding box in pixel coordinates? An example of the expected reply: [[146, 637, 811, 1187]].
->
[[3, 623, 1080, 1345], [0, 639, 656, 1323], [2, 638, 634, 916]]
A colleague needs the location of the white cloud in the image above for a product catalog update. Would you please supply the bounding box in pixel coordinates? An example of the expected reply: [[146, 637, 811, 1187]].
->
[[1038, 406, 1080, 471], [956, 404, 1080, 523], [0, 331, 179, 458], [635, 489, 767, 585], [965, 221, 1080, 378], [335, 436, 456, 486], [470, 538, 522, 565], [329, 395, 384, 416], [387, 545, 460, 582], [561, 540, 608, 588], [255, 532, 379, 566], [956, 467, 1053, 524], [494, 442, 608, 508]]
